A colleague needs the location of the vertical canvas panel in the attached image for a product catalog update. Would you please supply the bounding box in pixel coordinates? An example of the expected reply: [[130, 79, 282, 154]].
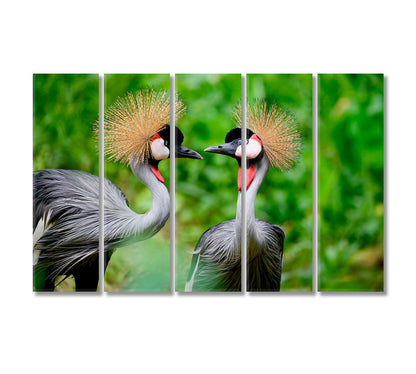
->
[[318, 74, 384, 292], [33, 74, 99, 292], [175, 74, 242, 292], [104, 74, 171, 292], [246, 74, 313, 292]]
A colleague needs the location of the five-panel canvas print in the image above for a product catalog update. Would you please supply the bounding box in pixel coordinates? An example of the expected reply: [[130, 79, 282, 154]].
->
[[33, 73, 383, 293]]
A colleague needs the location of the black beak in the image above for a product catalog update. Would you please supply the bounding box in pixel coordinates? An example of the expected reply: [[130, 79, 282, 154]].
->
[[204, 142, 237, 157], [176, 145, 203, 159]]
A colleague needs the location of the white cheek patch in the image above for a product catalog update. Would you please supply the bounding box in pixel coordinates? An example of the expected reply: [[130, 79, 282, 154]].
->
[[234, 139, 262, 159], [151, 138, 170, 160], [246, 138, 262, 159]]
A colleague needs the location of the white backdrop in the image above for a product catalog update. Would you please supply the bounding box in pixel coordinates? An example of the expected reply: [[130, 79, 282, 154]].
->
[[1, 1, 414, 373]]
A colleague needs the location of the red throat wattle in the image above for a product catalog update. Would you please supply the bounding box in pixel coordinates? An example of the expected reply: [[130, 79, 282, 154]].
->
[[150, 133, 165, 183], [151, 164, 165, 183], [238, 164, 256, 191]]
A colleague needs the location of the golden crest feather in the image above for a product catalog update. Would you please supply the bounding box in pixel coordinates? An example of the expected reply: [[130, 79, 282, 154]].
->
[[99, 89, 185, 165], [234, 100, 302, 170]]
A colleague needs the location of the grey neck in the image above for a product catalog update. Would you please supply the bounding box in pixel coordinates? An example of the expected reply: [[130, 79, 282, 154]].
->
[[235, 191, 243, 245], [129, 160, 170, 239], [235, 156, 269, 250], [246, 156, 269, 227]]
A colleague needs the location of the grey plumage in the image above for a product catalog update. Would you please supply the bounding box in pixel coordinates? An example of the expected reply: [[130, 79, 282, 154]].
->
[[186, 220, 242, 291], [33, 168, 151, 290], [34, 169, 101, 280]]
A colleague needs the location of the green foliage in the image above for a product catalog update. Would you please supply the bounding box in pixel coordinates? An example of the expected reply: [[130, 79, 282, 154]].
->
[[33, 74, 99, 173], [318, 74, 384, 291]]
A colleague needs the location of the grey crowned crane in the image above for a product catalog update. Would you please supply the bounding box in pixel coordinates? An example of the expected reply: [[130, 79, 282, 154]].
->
[[33, 90, 202, 292], [185, 101, 301, 292]]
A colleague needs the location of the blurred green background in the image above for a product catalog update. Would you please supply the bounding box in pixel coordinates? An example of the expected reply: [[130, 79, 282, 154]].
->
[[33, 74, 99, 173], [104, 74, 171, 292], [318, 74, 384, 292], [175, 74, 313, 292], [33, 74, 99, 291]]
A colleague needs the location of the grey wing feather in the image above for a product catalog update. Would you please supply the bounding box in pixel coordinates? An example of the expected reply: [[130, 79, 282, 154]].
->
[[185, 220, 241, 292], [33, 169, 129, 279], [247, 220, 285, 291]]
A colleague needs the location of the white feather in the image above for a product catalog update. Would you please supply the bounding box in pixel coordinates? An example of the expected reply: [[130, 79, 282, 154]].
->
[[235, 138, 262, 159], [33, 210, 53, 265], [150, 138, 170, 160], [185, 253, 201, 292]]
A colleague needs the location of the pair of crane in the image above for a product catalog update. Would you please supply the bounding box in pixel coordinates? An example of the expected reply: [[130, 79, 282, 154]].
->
[[33, 90, 301, 292]]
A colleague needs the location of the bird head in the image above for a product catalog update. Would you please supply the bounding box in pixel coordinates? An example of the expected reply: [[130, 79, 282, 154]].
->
[[205, 100, 302, 191], [101, 89, 202, 184], [148, 125, 202, 183], [204, 128, 264, 191]]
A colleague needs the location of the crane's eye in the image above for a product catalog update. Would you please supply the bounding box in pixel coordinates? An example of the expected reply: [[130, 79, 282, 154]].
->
[[236, 139, 250, 145], [164, 139, 169, 147]]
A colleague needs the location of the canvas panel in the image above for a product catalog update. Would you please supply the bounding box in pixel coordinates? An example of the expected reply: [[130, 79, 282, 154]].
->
[[103, 74, 172, 292], [33, 74, 99, 292], [246, 74, 313, 292], [318, 74, 384, 292], [175, 74, 243, 292]]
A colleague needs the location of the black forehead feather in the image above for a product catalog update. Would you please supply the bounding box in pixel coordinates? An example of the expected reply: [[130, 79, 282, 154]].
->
[[157, 125, 185, 145], [225, 128, 254, 142]]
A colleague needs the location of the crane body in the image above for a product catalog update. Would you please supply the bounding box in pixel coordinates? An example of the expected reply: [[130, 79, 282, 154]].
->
[[33, 90, 201, 292]]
